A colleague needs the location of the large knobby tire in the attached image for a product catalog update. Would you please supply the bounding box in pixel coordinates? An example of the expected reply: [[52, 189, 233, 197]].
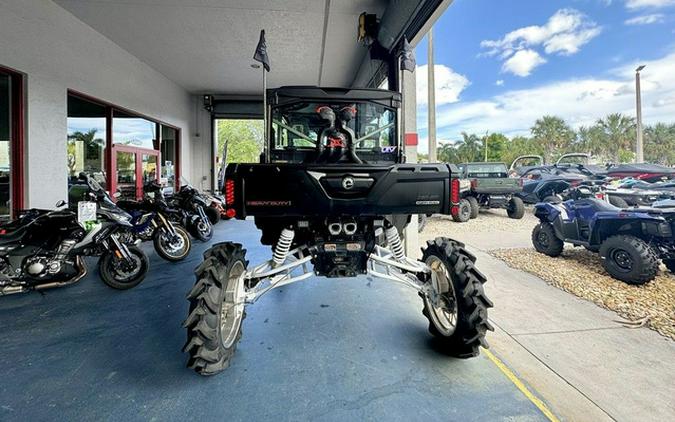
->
[[506, 197, 525, 219], [452, 199, 472, 223], [599, 235, 659, 285], [183, 243, 248, 376], [664, 259, 675, 274], [205, 206, 220, 225], [420, 238, 494, 358], [99, 246, 149, 290], [607, 195, 629, 208], [153, 225, 191, 262], [467, 197, 479, 219], [532, 222, 564, 257]]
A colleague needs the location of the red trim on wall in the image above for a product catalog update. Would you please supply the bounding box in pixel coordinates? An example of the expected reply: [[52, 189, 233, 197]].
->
[[175, 128, 182, 192], [404, 133, 418, 146], [0, 65, 26, 217]]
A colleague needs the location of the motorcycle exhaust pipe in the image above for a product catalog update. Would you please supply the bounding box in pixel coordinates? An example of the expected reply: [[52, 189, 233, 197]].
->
[[328, 222, 342, 236], [343, 220, 358, 236]]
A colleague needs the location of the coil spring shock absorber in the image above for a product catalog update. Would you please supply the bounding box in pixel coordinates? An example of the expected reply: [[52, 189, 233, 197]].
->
[[384, 225, 405, 261], [273, 228, 295, 266]]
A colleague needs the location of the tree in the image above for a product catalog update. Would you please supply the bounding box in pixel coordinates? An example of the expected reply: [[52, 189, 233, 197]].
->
[[67, 129, 105, 176], [644, 123, 675, 165], [216, 120, 263, 164], [530, 116, 575, 163], [596, 113, 635, 163], [455, 132, 482, 163], [437, 142, 457, 163], [484, 133, 508, 162]]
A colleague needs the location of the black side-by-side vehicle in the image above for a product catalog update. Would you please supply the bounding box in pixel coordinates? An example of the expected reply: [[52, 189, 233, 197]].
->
[[182, 86, 494, 375]]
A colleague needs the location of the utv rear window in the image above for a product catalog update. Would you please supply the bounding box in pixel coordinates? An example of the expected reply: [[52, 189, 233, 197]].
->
[[466, 163, 508, 178], [271, 102, 395, 152]]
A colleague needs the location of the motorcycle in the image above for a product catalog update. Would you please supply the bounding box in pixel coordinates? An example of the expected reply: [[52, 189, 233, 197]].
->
[[165, 184, 214, 241], [117, 181, 192, 262], [0, 174, 149, 295]]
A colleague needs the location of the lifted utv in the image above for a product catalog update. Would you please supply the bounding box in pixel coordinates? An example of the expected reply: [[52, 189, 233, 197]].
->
[[183, 87, 493, 375]]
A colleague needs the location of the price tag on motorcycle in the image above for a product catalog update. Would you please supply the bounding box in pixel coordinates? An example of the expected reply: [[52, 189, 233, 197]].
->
[[77, 201, 97, 224]]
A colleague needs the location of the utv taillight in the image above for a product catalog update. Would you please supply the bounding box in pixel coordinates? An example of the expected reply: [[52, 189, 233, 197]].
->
[[595, 192, 605, 200], [451, 178, 460, 204], [225, 179, 235, 206]]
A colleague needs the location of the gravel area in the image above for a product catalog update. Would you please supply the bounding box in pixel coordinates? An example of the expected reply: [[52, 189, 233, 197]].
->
[[425, 208, 538, 235], [492, 247, 675, 340]]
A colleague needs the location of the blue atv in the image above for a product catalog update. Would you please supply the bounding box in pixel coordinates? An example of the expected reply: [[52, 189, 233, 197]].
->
[[532, 198, 675, 284]]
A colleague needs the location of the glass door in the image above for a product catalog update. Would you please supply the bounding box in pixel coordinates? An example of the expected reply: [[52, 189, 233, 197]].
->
[[112, 146, 160, 200]]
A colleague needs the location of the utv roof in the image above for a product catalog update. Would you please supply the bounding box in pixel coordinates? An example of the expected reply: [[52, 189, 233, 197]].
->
[[462, 162, 507, 165], [268, 86, 401, 108]]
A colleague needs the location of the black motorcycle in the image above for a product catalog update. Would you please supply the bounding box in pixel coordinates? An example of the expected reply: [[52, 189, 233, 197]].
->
[[117, 182, 192, 262], [0, 174, 149, 295], [165, 184, 214, 241]]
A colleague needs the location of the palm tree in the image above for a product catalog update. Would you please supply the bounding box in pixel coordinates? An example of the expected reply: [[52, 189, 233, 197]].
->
[[644, 123, 675, 165], [530, 116, 575, 162], [455, 132, 481, 163], [437, 142, 458, 163], [596, 113, 635, 163]]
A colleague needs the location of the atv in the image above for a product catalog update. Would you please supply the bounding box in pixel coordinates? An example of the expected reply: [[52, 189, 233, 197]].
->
[[182, 86, 493, 375], [532, 198, 675, 284]]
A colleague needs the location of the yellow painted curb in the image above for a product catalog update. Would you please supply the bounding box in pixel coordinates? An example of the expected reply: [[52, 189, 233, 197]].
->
[[484, 349, 561, 422]]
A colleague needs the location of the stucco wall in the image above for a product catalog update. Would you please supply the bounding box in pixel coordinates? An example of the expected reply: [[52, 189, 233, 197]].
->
[[0, 0, 197, 208]]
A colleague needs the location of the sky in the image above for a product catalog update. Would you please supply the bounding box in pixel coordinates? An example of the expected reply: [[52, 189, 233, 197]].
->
[[414, 0, 675, 152]]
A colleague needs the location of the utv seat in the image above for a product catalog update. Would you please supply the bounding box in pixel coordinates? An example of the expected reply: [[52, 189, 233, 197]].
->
[[571, 198, 620, 213]]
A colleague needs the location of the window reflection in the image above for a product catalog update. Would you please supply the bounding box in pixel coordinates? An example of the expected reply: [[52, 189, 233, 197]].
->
[[161, 126, 177, 192], [67, 96, 107, 204], [113, 110, 157, 150], [0, 75, 11, 218]]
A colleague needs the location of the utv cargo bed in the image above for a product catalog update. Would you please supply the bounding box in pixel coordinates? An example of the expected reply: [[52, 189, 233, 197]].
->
[[226, 163, 453, 218]]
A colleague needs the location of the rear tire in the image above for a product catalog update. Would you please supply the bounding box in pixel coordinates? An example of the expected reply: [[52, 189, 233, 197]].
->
[[205, 206, 220, 225], [183, 243, 248, 376], [607, 196, 629, 208], [532, 222, 564, 257], [599, 235, 658, 285], [467, 197, 479, 219], [452, 199, 472, 223], [190, 219, 213, 242], [99, 246, 149, 290], [506, 197, 525, 219], [420, 238, 493, 358]]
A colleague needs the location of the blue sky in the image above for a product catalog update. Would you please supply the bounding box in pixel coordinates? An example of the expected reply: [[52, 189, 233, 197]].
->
[[415, 0, 675, 152]]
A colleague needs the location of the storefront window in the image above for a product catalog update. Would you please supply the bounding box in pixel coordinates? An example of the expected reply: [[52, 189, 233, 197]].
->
[[161, 126, 177, 191], [67, 95, 107, 197], [0, 75, 11, 218], [113, 110, 157, 150]]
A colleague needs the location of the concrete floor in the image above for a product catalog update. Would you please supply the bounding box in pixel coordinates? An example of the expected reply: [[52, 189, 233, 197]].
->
[[424, 210, 675, 422], [0, 220, 548, 421]]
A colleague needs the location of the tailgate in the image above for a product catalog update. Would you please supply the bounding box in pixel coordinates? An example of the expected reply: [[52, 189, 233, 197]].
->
[[227, 163, 452, 218], [473, 178, 522, 194]]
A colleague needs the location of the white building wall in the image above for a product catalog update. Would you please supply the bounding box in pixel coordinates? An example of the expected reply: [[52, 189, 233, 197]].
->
[[0, 0, 196, 208]]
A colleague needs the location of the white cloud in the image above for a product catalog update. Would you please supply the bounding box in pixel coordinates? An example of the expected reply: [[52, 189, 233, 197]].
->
[[481, 9, 601, 59], [625, 13, 665, 24], [626, 0, 675, 9], [416, 64, 470, 106], [502, 49, 547, 77], [417, 50, 675, 148], [496, 80, 505, 86]]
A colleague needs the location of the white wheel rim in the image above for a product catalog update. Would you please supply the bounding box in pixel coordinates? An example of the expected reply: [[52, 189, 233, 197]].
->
[[220, 261, 246, 348], [425, 256, 458, 336]]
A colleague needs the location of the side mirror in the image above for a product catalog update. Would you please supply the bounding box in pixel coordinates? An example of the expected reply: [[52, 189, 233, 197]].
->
[[113, 191, 122, 199], [55, 200, 67, 208]]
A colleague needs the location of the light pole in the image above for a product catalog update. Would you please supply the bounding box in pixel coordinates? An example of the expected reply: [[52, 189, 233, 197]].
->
[[427, 28, 437, 163], [484, 131, 489, 162], [635, 65, 646, 163]]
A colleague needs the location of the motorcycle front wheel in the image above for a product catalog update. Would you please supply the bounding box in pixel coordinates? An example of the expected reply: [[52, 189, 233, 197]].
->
[[154, 225, 191, 262], [190, 219, 213, 242], [99, 246, 149, 290]]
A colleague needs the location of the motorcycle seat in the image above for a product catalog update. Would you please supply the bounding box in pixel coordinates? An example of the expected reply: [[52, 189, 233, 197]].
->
[[0, 225, 29, 245]]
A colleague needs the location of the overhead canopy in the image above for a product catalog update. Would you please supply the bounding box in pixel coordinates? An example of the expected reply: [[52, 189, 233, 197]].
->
[[54, 0, 451, 95]]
